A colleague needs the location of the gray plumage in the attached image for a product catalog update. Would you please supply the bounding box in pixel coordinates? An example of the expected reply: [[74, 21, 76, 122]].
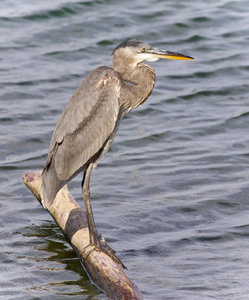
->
[[41, 40, 159, 208], [41, 67, 122, 205]]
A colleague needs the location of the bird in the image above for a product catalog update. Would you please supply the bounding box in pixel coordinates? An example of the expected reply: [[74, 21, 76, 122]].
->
[[41, 38, 193, 267]]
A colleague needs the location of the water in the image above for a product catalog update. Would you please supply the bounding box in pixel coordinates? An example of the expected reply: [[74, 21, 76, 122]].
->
[[1, 0, 249, 299]]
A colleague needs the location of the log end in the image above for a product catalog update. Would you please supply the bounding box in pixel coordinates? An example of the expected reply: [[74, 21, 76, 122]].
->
[[23, 171, 42, 203]]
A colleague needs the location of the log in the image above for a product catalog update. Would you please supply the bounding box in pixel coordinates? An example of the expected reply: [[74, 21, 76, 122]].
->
[[23, 171, 143, 300]]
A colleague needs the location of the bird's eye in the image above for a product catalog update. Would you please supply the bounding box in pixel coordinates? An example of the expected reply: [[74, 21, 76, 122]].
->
[[141, 48, 146, 52]]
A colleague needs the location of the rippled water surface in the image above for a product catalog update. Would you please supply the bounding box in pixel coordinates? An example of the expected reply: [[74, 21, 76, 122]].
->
[[1, 1, 249, 299]]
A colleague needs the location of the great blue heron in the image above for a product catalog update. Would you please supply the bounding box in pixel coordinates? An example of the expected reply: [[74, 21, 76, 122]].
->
[[41, 39, 193, 267]]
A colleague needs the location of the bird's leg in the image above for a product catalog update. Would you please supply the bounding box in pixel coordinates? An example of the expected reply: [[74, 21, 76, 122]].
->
[[81, 164, 126, 269], [81, 164, 99, 245]]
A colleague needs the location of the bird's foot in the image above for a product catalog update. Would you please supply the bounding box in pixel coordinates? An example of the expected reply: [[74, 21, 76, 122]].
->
[[96, 234, 127, 269], [88, 234, 127, 269]]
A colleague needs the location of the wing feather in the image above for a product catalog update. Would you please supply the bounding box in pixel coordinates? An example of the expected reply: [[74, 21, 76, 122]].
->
[[45, 67, 121, 182]]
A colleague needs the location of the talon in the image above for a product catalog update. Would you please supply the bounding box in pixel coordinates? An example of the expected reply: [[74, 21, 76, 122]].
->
[[93, 236, 127, 269]]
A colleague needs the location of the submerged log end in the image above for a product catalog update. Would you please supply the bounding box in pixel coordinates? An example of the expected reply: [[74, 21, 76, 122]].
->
[[23, 171, 143, 300], [81, 245, 143, 300]]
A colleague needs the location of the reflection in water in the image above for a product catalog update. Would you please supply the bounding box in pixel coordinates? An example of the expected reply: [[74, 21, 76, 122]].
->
[[23, 222, 103, 298]]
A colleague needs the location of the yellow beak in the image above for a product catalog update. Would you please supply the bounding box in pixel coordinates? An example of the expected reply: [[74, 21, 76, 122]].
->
[[149, 48, 194, 60]]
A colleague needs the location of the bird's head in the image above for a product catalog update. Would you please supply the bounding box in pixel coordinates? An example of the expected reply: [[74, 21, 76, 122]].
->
[[112, 38, 193, 71]]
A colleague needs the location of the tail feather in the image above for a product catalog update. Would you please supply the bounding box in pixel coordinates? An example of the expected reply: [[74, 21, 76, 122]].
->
[[41, 167, 61, 209]]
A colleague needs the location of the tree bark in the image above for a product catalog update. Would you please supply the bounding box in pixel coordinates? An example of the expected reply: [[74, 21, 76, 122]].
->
[[23, 171, 143, 300]]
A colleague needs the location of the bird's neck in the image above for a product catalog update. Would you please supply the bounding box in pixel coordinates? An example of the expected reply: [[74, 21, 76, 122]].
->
[[114, 63, 156, 112]]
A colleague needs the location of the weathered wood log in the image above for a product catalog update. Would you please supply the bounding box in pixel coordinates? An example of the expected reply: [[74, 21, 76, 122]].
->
[[23, 171, 143, 300]]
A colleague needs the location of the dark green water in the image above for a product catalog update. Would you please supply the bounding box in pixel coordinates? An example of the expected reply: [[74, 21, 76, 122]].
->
[[1, 1, 249, 299]]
